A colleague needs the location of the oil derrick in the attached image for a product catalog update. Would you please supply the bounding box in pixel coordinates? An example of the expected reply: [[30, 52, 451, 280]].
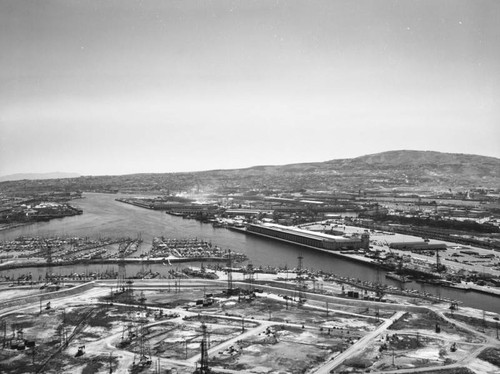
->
[[119, 322, 135, 348], [126, 280, 135, 304], [227, 249, 233, 294], [435, 250, 445, 272], [244, 263, 255, 291], [139, 291, 147, 309], [137, 232, 142, 248], [397, 257, 404, 274], [45, 244, 53, 282], [132, 321, 152, 371], [375, 263, 385, 300], [2, 320, 6, 348], [118, 241, 128, 262], [297, 254, 305, 303], [109, 352, 114, 374], [194, 323, 211, 374], [117, 263, 126, 290]]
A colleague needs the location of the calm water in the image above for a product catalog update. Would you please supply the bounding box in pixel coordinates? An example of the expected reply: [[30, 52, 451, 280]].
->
[[1, 193, 499, 314]]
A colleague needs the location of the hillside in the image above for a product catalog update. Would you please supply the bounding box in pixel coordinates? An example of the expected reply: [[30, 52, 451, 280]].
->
[[0, 151, 499, 194], [189, 150, 500, 190]]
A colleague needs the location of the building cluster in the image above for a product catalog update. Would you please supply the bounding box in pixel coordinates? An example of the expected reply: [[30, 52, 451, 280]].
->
[[0, 191, 83, 227]]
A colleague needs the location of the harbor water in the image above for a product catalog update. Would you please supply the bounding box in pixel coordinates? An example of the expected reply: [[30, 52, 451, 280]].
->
[[0, 193, 499, 314]]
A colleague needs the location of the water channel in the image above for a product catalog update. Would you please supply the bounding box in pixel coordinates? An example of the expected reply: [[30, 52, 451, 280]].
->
[[0, 193, 498, 314]]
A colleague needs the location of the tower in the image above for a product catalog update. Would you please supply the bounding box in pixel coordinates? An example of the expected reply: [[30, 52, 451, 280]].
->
[[297, 254, 305, 303], [227, 249, 233, 294], [245, 263, 255, 290], [195, 323, 210, 374]]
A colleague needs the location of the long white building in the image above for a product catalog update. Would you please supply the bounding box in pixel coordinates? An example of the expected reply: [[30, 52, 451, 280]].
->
[[246, 223, 369, 250]]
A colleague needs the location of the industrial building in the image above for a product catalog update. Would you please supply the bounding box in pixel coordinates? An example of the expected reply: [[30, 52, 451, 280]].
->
[[246, 223, 369, 251], [165, 204, 219, 216]]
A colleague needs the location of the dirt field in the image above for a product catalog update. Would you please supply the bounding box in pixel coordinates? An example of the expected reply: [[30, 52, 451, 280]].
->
[[0, 279, 499, 374]]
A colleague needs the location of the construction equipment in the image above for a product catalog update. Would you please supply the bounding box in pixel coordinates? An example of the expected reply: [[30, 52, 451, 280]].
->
[[75, 345, 85, 357]]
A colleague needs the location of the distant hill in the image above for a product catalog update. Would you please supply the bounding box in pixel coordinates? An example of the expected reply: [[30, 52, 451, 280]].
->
[[0, 172, 81, 182], [190, 150, 500, 190], [350, 150, 500, 167], [206, 149, 499, 175], [0, 151, 498, 193]]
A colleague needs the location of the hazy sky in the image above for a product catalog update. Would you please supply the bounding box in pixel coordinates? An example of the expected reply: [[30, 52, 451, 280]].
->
[[1, 0, 499, 176]]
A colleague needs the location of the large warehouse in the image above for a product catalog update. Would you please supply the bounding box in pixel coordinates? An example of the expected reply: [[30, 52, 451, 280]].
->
[[246, 223, 369, 251]]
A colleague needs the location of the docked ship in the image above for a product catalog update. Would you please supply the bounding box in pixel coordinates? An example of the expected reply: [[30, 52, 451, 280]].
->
[[385, 272, 411, 283]]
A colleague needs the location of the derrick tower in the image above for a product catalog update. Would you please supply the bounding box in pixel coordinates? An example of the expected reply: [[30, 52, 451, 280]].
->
[[297, 254, 305, 303], [194, 322, 211, 374], [227, 249, 233, 293]]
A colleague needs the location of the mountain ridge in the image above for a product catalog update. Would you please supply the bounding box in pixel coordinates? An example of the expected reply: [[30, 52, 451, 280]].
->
[[193, 150, 498, 173], [1, 150, 498, 191]]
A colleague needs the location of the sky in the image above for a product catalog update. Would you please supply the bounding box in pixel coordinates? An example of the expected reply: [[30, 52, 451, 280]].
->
[[1, 0, 499, 176]]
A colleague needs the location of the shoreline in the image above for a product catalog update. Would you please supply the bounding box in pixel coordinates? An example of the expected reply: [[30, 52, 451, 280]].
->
[[0, 222, 30, 232]]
